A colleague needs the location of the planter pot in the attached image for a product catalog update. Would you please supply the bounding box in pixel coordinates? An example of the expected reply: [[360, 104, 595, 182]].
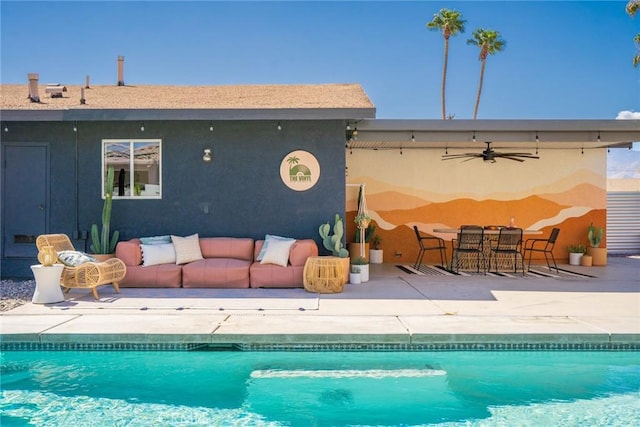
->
[[349, 272, 361, 284], [587, 247, 607, 266], [568, 252, 583, 266], [369, 249, 383, 264], [93, 253, 115, 262], [338, 257, 350, 284], [348, 243, 369, 262], [580, 254, 593, 267], [359, 264, 370, 282]]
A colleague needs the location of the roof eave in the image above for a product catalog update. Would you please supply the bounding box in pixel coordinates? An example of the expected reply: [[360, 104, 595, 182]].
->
[[1, 107, 376, 121]]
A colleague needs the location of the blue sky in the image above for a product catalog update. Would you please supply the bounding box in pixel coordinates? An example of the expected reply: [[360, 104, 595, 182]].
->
[[1, 0, 639, 120]]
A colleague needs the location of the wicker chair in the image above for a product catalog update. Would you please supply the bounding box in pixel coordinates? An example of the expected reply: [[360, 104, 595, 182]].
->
[[36, 234, 126, 299]]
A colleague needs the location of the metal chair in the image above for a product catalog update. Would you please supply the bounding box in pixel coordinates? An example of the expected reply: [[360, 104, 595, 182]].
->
[[413, 226, 447, 268], [523, 228, 560, 273], [489, 227, 524, 275], [36, 234, 126, 299], [450, 225, 485, 273]]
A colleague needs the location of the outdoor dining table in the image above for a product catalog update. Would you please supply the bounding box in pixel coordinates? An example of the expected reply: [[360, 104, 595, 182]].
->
[[432, 227, 543, 272]]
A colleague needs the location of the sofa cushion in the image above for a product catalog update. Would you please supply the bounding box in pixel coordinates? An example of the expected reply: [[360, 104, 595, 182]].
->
[[171, 234, 204, 264], [260, 238, 296, 267], [256, 234, 295, 261], [288, 239, 319, 266], [141, 243, 176, 266], [249, 264, 305, 288], [120, 264, 182, 288], [199, 237, 254, 261], [116, 239, 143, 266], [182, 258, 251, 288]]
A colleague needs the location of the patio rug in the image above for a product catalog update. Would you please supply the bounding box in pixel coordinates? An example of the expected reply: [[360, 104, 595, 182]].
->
[[397, 264, 597, 279], [48, 288, 319, 311]]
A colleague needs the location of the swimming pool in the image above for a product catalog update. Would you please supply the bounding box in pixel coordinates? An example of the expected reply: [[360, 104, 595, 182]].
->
[[1, 350, 638, 426]]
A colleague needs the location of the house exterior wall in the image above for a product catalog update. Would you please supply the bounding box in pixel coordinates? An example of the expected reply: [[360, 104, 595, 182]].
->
[[346, 148, 607, 265], [1, 120, 346, 277]]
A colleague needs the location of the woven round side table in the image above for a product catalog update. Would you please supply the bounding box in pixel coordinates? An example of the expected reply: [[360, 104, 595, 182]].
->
[[303, 256, 346, 293]]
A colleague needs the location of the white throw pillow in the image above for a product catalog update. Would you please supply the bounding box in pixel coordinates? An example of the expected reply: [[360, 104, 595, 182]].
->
[[141, 243, 176, 266], [260, 238, 296, 267], [171, 234, 204, 265], [257, 234, 295, 261]]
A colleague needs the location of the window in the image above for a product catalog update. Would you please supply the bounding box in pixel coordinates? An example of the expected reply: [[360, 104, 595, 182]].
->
[[102, 139, 161, 199]]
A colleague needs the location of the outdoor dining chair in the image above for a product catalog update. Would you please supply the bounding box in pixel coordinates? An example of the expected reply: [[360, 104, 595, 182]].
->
[[489, 227, 525, 276], [36, 234, 126, 299], [450, 225, 485, 273], [412, 226, 447, 269], [523, 227, 560, 273]]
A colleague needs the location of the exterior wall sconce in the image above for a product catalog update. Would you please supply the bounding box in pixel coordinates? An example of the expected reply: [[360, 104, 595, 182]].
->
[[277, 121, 282, 131], [209, 122, 214, 131], [202, 148, 213, 162], [3, 123, 8, 132], [140, 122, 145, 132]]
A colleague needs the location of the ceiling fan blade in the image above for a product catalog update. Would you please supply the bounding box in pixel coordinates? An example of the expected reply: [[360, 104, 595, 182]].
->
[[441, 154, 482, 160], [499, 155, 526, 162]]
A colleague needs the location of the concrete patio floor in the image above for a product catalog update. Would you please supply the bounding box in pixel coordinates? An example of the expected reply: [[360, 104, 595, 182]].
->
[[1, 256, 639, 349]]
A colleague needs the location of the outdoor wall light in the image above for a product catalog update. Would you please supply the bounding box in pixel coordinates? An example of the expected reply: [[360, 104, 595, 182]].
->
[[411, 132, 415, 142], [346, 123, 351, 131], [140, 122, 145, 132], [73, 121, 77, 132], [597, 132, 601, 142], [472, 131, 476, 142], [277, 121, 282, 131], [209, 122, 214, 131], [3, 123, 8, 132], [535, 132, 539, 143], [202, 148, 213, 162], [352, 127, 358, 140]]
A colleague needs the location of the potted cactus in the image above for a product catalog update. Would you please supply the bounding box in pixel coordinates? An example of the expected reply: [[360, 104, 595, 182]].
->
[[586, 222, 606, 266], [351, 256, 369, 282], [90, 165, 119, 258], [369, 233, 383, 264], [319, 213, 349, 284]]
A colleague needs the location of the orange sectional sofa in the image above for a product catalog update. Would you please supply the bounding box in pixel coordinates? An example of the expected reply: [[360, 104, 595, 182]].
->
[[115, 236, 318, 288]]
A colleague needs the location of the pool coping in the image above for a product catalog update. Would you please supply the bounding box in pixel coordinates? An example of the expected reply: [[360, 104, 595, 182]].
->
[[2, 258, 639, 351]]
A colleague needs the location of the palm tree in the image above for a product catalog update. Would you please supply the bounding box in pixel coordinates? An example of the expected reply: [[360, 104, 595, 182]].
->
[[627, 0, 640, 67], [467, 28, 506, 120], [286, 156, 300, 174], [427, 8, 466, 120]]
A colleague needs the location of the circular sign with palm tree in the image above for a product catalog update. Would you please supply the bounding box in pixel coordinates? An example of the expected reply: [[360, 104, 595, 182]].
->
[[280, 150, 320, 191]]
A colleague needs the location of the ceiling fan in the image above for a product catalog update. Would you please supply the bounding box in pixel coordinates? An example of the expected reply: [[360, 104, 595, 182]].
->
[[442, 141, 540, 163]]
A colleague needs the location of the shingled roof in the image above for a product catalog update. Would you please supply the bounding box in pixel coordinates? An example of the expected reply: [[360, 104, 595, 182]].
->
[[0, 83, 376, 121]]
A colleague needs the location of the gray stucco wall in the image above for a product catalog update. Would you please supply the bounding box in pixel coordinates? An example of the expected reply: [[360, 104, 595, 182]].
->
[[1, 119, 346, 277]]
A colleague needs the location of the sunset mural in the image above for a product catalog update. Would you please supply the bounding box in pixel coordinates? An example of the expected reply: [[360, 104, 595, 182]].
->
[[346, 148, 606, 265]]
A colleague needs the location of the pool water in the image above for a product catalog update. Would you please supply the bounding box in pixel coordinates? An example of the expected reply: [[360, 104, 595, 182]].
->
[[1, 350, 639, 426]]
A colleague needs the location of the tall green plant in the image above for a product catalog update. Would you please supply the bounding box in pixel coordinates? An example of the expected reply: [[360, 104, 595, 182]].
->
[[319, 214, 349, 258], [90, 165, 119, 254], [587, 223, 604, 248]]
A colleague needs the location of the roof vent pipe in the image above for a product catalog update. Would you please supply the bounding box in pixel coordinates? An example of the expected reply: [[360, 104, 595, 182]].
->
[[27, 73, 40, 103], [80, 87, 86, 105], [117, 56, 125, 86], [85, 75, 90, 89]]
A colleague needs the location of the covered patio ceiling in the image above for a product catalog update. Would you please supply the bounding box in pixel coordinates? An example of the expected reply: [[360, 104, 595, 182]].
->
[[347, 119, 639, 151]]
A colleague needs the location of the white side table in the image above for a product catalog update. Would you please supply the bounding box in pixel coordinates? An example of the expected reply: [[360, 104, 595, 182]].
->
[[30, 264, 65, 304]]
